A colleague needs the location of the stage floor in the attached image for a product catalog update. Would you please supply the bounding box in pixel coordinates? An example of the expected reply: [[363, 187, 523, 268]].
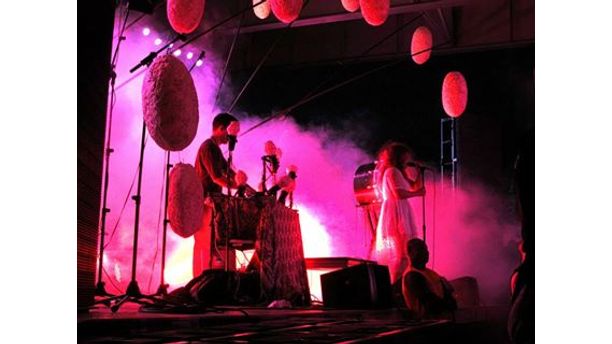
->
[[79, 303, 510, 343]]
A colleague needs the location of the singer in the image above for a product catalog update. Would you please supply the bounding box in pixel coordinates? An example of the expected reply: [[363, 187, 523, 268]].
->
[[193, 113, 240, 277], [374, 142, 425, 285]]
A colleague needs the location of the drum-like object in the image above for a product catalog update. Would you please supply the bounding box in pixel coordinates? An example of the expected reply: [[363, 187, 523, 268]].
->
[[353, 162, 381, 206], [209, 193, 273, 244]]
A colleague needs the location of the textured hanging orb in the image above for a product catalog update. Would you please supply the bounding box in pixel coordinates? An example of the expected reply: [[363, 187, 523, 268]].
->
[[411, 26, 433, 65], [253, 0, 271, 19], [341, 0, 360, 13], [167, 0, 205, 35], [168, 163, 204, 238], [442, 71, 468, 118], [142, 55, 199, 151], [270, 0, 303, 24], [359, 0, 390, 27]]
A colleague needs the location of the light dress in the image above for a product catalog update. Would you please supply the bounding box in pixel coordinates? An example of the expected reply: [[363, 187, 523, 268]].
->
[[374, 167, 419, 283]]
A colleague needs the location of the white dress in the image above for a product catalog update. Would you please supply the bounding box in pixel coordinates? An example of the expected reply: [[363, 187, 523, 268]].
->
[[374, 167, 419, 283]]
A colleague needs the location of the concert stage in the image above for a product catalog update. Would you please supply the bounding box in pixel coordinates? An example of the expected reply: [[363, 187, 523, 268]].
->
[[79, 304, 509, 343]]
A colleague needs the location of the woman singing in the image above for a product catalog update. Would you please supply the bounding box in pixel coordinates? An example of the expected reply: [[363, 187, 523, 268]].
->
[[374, 142, 424, 284]]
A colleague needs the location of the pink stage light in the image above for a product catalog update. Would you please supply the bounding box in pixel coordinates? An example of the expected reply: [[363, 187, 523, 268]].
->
[[195, 59, 203, 67], [359, 0, 390, 27], [253, 0, 271, 20], [442, 71, 468, 118], [186, 51, 194, 59], [173, 49, 182, 57], [411, 26, 433, 65], [154, 38, 162, 46], [270, 0, 303, 24], [142, 27, 151, 36], [167, 0, 206, 35], [341, 0, 360, 13]]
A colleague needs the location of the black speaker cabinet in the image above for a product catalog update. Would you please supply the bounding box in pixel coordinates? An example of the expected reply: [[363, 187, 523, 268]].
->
[[320, 263, 393, 309]]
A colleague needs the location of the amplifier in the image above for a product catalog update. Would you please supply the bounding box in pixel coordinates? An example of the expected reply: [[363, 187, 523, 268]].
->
[[320, 263, 393, 309]]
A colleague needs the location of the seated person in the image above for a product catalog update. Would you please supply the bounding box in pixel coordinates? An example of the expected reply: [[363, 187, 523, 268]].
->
[[402, 238, 457, 319]]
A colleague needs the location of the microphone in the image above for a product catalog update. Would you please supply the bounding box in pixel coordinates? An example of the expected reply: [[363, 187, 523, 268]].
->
[[264, 140, 281, 174], [227, 120, 240, 152]]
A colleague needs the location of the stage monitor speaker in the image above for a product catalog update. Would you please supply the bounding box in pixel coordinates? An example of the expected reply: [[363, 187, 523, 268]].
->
[[320, 263, 393, 309]]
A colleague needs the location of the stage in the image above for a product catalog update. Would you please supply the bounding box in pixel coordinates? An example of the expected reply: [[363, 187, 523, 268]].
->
[[78, 303, 509, 343]]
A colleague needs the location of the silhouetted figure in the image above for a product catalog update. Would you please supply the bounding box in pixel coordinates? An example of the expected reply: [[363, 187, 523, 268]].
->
[[508, 129, 535, 344], [402, 238, 457, 319]]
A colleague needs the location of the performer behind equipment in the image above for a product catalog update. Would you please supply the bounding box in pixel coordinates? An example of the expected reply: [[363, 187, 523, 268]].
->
[[193, 112, 243, 277]]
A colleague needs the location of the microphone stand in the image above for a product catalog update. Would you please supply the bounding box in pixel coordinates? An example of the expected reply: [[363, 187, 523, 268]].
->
[[103, 123, 174, 312], [153, 151, 172, 296], [225, 148, 234, 272], [420, 166, 427, 242]]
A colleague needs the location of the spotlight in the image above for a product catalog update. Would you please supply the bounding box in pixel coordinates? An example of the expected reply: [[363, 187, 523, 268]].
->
[[169, 43, 174, 48], [142, 27, 151, 36], [196, 59, 203, 67], [173, 49, 182, 57], [154, 38, 162, 46], [186, 52, 194, 59]]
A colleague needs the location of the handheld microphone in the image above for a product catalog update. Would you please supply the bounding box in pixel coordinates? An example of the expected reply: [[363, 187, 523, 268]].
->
[[227, 121, 240, 152]]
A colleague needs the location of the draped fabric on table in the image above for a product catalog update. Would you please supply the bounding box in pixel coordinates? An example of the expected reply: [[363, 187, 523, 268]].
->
[[256, 202, 311, 306]]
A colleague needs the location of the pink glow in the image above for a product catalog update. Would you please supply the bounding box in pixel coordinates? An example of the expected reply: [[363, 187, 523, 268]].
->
[[154, 38, 162, 46], [101, 16, 519, 304], [186, 52, 194, 59], [173, 49, 182, 57], [142, 27, 150, 36]]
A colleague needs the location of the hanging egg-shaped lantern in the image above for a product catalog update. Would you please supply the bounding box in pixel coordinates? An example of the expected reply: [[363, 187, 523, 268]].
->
[[167, 0, 206, 35], [411, 26, 432, 65], [341, 0, 360, 13], [142, 55, 199, 151], [360, 0, 390, 27], [253, 0, 271, 20], [442, 71, 468, 118], [168, 163, 204, 238], [270, 0, 303, 24]]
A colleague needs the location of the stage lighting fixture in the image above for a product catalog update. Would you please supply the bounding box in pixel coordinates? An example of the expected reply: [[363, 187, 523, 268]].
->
[[173, 49, 182, 57], [196, 59, 203, 67], [154, 38, 162, 45], [186, 52, 193, 59], [142, 27, 151, 36]]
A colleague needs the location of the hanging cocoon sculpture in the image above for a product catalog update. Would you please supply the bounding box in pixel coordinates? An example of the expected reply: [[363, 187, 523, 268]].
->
[[167, 0, 206, 34], [341, 0, 360, 13], [411, 26, 433, 65], [359, 0, 390, 27], [442, 71, 468, 118], [142, 55, 199, 151], [168, 163, 204, 238], [253, 0, 271, 19], [270, 0, 303, 24]]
